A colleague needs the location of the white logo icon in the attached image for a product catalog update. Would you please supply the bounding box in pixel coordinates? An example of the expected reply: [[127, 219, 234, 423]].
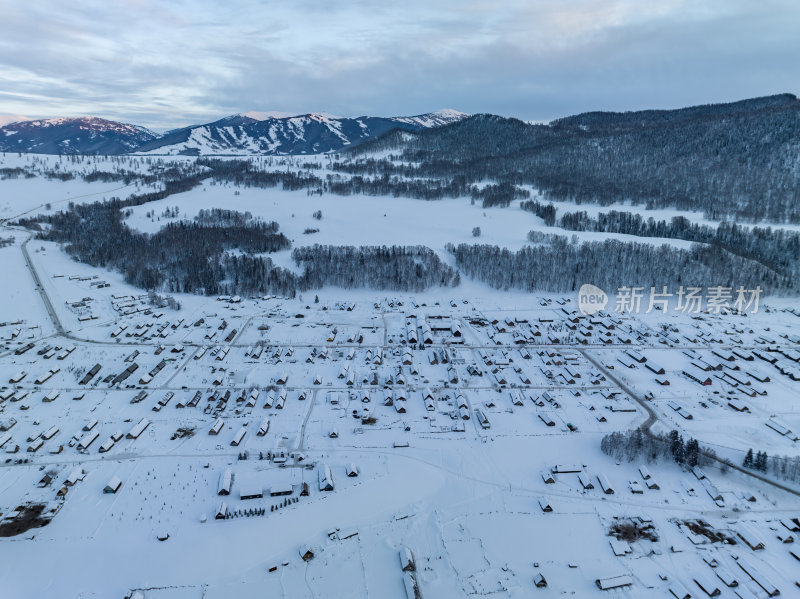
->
[[577, 284, 608, 315]]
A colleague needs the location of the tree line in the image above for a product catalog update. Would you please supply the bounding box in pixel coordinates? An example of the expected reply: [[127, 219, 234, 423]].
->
[[743, 448, 800, 484], [293, 245, 460, 291], [520, 202, 800, 286], [601, 429, 715, 468], [448, 237, 789, 293]]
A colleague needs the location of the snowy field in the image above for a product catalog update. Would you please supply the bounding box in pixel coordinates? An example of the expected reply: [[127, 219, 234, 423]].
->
[[0, 157, 799, 598]]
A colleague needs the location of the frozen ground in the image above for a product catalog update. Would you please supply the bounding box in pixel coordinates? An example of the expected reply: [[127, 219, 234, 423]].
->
[[0, 157, 799, 598]]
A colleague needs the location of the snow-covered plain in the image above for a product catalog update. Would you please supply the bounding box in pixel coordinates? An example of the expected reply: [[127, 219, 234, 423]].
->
[[0, 155, 799, 599]]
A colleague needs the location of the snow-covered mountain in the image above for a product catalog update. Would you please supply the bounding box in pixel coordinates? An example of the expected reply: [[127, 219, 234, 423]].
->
[[0, 110, 469, 155], [134, 109, 470, 156], [0, 117, 157, 154], [242, 110, 341, 121], [390, 108, 471, 128]]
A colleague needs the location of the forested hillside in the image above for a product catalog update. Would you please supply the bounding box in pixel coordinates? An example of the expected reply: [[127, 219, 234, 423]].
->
[[345, 94, 800, 222]]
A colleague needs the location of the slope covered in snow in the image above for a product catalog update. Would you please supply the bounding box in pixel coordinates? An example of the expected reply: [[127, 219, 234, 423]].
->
[[0, 117, 157, 154], [134, 110, 471, 156]]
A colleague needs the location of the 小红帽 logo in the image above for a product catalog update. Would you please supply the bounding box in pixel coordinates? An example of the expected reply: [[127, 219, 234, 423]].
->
[[577, 283, 608, 315]]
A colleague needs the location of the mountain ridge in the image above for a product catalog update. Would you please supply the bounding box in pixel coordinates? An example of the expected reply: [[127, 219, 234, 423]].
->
[[0, 110, 470, 156], [1, 94, 796, 157]]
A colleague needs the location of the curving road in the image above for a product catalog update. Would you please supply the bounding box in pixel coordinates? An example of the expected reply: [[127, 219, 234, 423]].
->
[[579, 347, 800, 498]]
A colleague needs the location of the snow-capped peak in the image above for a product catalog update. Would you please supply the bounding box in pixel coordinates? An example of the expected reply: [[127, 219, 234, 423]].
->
[[391, 109, 470, 128], [242, 110, 342, 121], [8, 116, 153, 136], [0, 116, 158, 154], [242, 110, 299, 121], [429, 108, 470, 119]]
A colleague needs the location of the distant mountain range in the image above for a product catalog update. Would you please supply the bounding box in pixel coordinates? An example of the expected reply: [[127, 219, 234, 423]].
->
[[0, 109, 469, 155]]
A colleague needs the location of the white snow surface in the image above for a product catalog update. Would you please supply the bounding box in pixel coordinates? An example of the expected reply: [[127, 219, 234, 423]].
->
[[0, 154, 798, 598]]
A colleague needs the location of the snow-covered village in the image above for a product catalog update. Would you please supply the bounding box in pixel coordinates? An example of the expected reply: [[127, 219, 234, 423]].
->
[[2, 2, 800, 598]]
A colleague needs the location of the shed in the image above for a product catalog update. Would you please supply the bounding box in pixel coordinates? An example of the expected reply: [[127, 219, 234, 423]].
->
[[230, 426, 247, 447], [683, 368, 712, 386], [538, 413, 556, 427], [577, 472, 594, 490], [270, 484, 293, 497], [104, 476, 122, 494], [552, 464, 582, 474], [77, 430, 99, 451], [597, 474, 615, 494], [299, 545, 314, 561], [693, 573, 721, 597], [218, 468, 232, 496], [714, 566, 738, 588], [65, 467, 85, 486], [668, 582, 692, 599], [209, 418, 224, 435], [595, 575, 633, 591], [127, 418, 150, 439], [610, 538, 631, 556], [737, 524, 766, 550], [319, 465, 334, 491], [736, 559, 779, 597], [240, 484, 263, 500]]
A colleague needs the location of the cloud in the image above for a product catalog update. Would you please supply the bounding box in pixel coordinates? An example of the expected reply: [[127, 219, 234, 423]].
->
[[0, 0, 797, 128]]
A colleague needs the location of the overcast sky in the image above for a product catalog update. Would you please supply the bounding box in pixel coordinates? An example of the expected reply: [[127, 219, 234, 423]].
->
[[0, 0, 798, 129]]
